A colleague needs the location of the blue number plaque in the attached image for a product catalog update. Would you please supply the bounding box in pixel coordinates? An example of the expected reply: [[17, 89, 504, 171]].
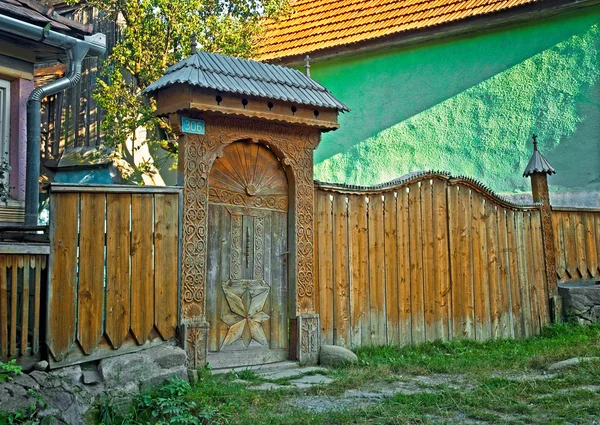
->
[[181, 117, 205, 135]]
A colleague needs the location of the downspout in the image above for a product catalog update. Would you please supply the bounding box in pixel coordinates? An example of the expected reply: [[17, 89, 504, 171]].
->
[[0, 14, 106, 224]]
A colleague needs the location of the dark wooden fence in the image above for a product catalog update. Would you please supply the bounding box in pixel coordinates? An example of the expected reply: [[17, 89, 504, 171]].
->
[[314, 173, 551, 348], [47, 184, 181, 367], [0, 246, 47, 365], [552, 208, 600, 282]]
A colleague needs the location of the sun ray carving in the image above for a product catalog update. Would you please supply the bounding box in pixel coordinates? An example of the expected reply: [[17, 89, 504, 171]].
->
[[209, 142, 288, 211]]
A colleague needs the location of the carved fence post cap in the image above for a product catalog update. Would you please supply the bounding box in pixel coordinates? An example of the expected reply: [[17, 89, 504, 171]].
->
[[523, 134, 556, 178]]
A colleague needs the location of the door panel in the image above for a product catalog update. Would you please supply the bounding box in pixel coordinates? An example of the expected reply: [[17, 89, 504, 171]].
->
[[206, 141, 289, 368]]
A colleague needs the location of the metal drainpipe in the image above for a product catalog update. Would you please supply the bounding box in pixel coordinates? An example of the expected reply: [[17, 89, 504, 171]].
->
[[25, 44, 88, 225], [0, 14, 106, 224]]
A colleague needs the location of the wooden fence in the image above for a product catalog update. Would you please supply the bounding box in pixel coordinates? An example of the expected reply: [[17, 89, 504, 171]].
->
[[47, 184, 181, 367], [0, 246, 47, 365], [314, 173, 550, 349], [553, 208, 600, 282]]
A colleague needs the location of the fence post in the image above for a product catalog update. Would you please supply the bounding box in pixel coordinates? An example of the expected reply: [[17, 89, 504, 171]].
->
[[523, 135, 561, 321]]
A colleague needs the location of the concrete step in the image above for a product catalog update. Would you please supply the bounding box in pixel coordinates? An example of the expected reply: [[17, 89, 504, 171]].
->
[[211, 360, 300, 376]]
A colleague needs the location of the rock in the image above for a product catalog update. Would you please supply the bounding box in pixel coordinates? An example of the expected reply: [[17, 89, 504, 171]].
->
[[12, 373, 40, 391], [99, 345, 188, 391], [147, 344, 187, 369], [547, 357, 600, 371], [258, 366, 324, 380], [319, 345, 358, 367], [82, 370, 103, 385], [559, 282, 600, 324], [291, 374, 334, 386], [29, 370, 49, 386], [0, 383, 32, 412], [51, 365, 82, 386], [250, 382, 287, 391], [34, 360, 49, 371]]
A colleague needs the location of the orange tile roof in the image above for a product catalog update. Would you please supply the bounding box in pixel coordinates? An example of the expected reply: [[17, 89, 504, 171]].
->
[[258, 0, 540, 61]]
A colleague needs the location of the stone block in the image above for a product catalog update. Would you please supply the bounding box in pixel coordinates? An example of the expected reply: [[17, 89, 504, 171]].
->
[[558, 282, 600, 324], [319, 345, 358, 368]]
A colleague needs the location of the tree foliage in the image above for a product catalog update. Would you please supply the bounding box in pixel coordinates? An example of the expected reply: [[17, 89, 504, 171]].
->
[[74, 0, 289, 181]]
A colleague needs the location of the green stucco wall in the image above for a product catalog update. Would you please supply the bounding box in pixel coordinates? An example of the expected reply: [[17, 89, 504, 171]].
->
[[311, 6, 600, 195]]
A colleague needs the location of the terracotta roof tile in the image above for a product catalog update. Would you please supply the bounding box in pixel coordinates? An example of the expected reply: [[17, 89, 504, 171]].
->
[[258, 0, 539, 60]]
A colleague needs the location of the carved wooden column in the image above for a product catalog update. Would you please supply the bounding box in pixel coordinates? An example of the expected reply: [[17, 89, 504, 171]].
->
[[523, 135, 560, 321]]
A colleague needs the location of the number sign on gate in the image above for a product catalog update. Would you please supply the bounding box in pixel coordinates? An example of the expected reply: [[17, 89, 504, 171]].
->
[[182, 117, 205, 135]]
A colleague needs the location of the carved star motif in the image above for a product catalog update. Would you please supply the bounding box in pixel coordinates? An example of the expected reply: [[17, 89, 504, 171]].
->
[[221, 280, 270, 349]]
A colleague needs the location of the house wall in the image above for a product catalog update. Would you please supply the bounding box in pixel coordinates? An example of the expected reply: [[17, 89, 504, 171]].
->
[[310, 6, 600, 201]]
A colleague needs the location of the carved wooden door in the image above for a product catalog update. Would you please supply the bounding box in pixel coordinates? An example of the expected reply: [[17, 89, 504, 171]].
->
[[206, 142, 289, 368]]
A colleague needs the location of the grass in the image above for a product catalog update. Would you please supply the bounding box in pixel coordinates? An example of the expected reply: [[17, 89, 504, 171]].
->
[[96, 323, 600, 425]]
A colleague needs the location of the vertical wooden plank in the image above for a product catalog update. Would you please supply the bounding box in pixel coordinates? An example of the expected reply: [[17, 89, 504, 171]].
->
[[525, 213, 541, 335], [458, 187, 474, 339], [447, 185, 461, 340], [507, 211, 523, 338], [574, 213, 588, 279], [271, 212, 288, 350], [497, 209, 513, 339], [368, 195, 386, 345], [515, 212, 532, 337], [408, 184, 425, 344], [32, 256, 42, 354], [532, 211, 549, 327], [596, 213, 600, 275], [10, 257, 18, 357], [485, 204, 501, 340], [348, 195, 369, 348], [397, 188, 412, 346], [77, 193, 105, 355], [0, 257, 6, 359], [333, 195, 350, 348], [263, 213, 273, 348], [471, 194, 487, 341], [384, 191, 399, 345], [432, 179, 450, 341], [154, 194, 179, 341], [206, 205, 220, 352], [105, 194, 131, 349], [553, 212, 566, 280], [20, 256, 30, 356], [563, 213, 578, 279], [584, 213, 598, 278], [131, 194, 154, 345], [421, 181, 436, 342], [48, 192, 79, 361], [317, 191, 333, 345]]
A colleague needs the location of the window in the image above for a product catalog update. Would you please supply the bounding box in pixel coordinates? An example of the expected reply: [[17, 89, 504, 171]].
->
[[0, 79, 9, 187]]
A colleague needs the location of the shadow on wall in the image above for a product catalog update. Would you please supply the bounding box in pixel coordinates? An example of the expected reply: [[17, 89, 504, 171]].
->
[[314, 18, 600, 197]]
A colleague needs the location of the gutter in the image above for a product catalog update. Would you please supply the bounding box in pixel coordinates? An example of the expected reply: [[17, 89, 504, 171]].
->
[[0, 14, 106, 225]]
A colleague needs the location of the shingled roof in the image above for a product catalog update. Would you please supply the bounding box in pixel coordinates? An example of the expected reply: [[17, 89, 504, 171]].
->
[[258, 0, 541, 61], [523, 136, 556, 177], [144, 51, 349, 112], [0, 0, 92, 36]]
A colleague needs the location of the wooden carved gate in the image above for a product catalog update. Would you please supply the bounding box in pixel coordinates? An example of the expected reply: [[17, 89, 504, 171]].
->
[[206, 141, 289, 368]]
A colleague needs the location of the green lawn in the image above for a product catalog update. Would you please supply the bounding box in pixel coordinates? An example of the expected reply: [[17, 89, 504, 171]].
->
[[98, 323, 600, 425]]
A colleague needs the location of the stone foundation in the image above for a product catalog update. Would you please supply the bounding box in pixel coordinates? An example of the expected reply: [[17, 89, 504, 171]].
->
[[0, 344, 187, 424], [558, 281, 600, 324]]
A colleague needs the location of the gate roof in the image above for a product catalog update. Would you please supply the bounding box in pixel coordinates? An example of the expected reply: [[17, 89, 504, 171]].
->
[[144, 51, 349, 112]]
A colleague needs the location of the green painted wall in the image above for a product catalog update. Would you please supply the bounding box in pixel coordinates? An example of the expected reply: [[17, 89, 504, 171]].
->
[[311, 6, 600, 195]]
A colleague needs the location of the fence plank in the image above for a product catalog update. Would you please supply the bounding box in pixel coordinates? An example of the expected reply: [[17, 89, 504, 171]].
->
[[0, 257, 7, 358], [574, 213, 588, 279], [77, 193, 105, 355], [408, 184, 425, 343], [154, 194, 179, 341], [563, 213, 578, 279], [515, 213, 533, 337], [525, 214, 541, 335], [348, 195, 369, 347], [131, 194, 155, 345], [459, 187, 474, 339], [507, 211, 523, 338], [317, 191, 333, 345], [33, 256, 42, 354], [447, 185, 461, 340], [20, 256, 30, 356], [532, 211, 549, 327], [10, 257, 18, 357], [486, 204, 501, 340], [368, 195, 387, 346], [422, 181, 436, 342], [397, 189, 412, 346], [384, 192, 399, 345], [432, 179, 449, 341], [497, 209, 512, 339], [584, 213, 598, 278], [473, 194, 491, 341], [48, 192, 79, 361], [106, 194, 131, 349], [333, 195, 350, 348]]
